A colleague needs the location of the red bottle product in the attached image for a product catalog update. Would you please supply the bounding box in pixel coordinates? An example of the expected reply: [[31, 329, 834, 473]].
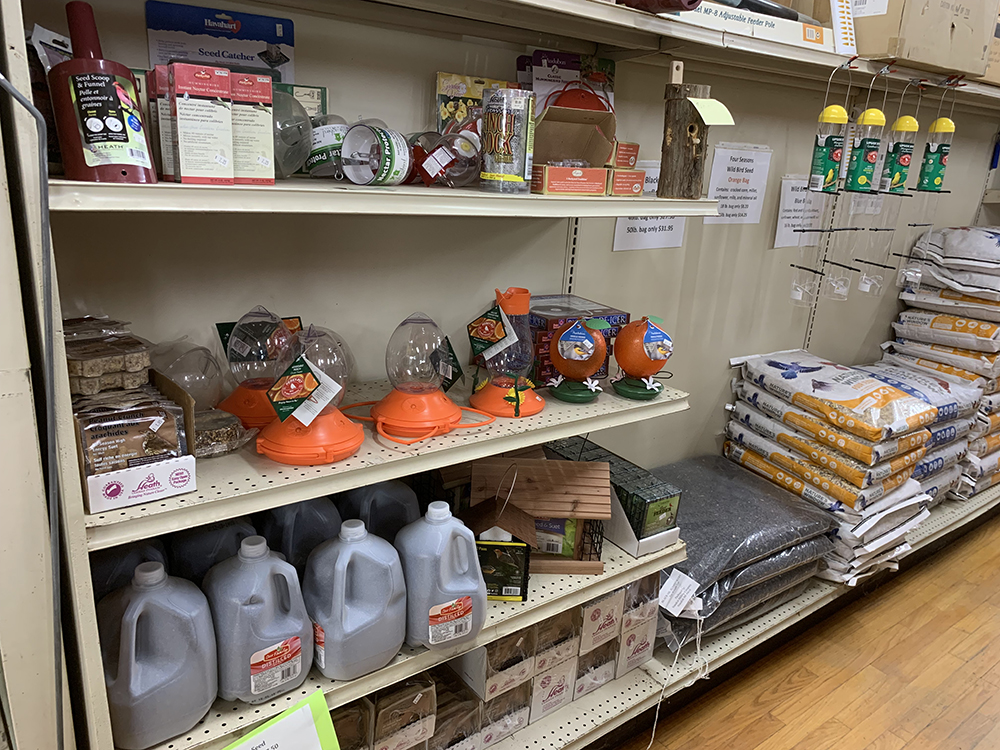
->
[[48, 2, 157, 183]]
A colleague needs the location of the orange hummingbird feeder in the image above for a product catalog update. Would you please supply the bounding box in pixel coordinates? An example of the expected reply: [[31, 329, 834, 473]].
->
[[342, 313, 494, 444]]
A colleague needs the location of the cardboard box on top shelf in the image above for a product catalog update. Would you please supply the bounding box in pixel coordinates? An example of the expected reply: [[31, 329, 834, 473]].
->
[[977, 11, 1000, 85], [530, 106, 615, 195], [851, 0, 999, 76], [606, 141, 640, 168], [671, 1, 835, 54]]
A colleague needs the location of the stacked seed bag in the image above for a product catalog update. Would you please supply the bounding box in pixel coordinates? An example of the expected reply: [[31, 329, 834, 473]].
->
[[724, 350, 935, 586]]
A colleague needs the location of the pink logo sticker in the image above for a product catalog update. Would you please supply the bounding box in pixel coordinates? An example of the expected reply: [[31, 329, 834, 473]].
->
[[102, 481, 124, 500], [169, 467, 191, 488]]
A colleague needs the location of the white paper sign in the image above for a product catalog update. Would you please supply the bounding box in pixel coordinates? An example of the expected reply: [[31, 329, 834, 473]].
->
[[613, 216, 686, 251], [659, 568, 699, 616], [773, 177, 821, 248], [230, 703, 322, 750], [704, 145, 772, 225]]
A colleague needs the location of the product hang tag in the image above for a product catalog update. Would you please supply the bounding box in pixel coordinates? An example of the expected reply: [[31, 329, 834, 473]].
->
[[267, 356, 342, 425], [221, 690, 338, 750], [430, 336, 465, 392], [659, 569, 699, 616], [417, 145, 458, 186], [467, 305, 518, 362]]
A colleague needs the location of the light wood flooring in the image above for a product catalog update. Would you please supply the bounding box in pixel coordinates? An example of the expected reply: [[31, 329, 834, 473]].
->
[[618, 511, 1000, 750]]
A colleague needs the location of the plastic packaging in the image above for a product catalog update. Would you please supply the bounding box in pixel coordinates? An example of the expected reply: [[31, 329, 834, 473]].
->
[[342, 124, 412, 186], [480, 682, 530, 747], [912, 440, 969, 480], [149, 340, 224, 409], [574, 638, 617, 699], [970, 431, 1000, 457], [76, 401, 185, 475], [331, 700, 373, 750], [90, 538, 168, 603], [167, 516, 256, 585], [96, 562, 216, 750], [879, 115, 919, 193], [260, 496, 342, 576], [372, 675, 437, 750], [394, 501, 487, 650], [741, 351, 937, 441], [307, 113, 348, 178], [918, 117, 954, 192], [202, 536, 313, 704], [901, 285, 1000, 323], [272, 91, 312, 178], [427, 689, 481, 750], [303, 519, 406, 681], [845, 108, 885, 193], [808, 105, 847, 193], [336, 480, 421, 544], [622, 572, 660, 631], [194, 409, 257, 458], [534, 609, 581, 673], [480, 89, 534, 194], [857, 360, 982, 420], [652, 455, 834, 590], [892, 311, 1000, 353], [63, 315, 131, 341], [880, 348, 998, 392]]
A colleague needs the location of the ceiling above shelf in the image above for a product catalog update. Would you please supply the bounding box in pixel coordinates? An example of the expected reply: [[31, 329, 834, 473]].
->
[[48, 180, 720, 218]]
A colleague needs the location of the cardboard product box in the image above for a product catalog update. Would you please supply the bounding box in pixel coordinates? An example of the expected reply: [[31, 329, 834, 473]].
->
[[606, 487, 681, 558], [852, 0, 999, 75], [534, 610, 582, 673], [673, 2, 834, 54], [169, 62, 233, 184], [450, 627, 536, 701], [574, 638, 618, 700], [607, 168, 645, 196], [332, 700, 374, 750], [529, 656, 578, 723], [148, 65, 175, 180], [580, 588, 625, 655], [606, 141, 640, 168], [622, 572, 661, 631], [616, 617, 657, 678], [230, 73, 274, 185], [529, 295, 630, 331], [977, 10, 1000, 84], [480, 682, 530, 747], [530, 105, 615, 195]]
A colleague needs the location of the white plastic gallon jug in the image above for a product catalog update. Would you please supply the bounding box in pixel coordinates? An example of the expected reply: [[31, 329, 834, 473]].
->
[[394, 501, 487, 650], [91, 539, 168, 602], [303, 519, 407, 680], [202, 537, 313, 704], [97, 562, 217, 750], [261, 497, 342, 575], [337, 480, 420, 544], [168, 516, 256, 585]]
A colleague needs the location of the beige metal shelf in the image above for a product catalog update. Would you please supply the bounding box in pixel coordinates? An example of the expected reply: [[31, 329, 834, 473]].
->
[[84, 377, 689, 551], [144, 539, 686, 750], [48, 179, 720, 219]]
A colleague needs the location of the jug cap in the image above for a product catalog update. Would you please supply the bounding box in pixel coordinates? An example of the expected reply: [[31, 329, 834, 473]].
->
[[132, 562, 167, 588], [340, 519, 368, 542], [426, 501, 452, 522], [239, 535, 270, 561]]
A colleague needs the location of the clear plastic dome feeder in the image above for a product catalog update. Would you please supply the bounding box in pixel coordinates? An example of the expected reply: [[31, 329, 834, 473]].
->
[[217, 306, 294, 429], [469, 288, 545, 418], [341, 313, 494, 444], [149, 340, 224, 410], [611, 317, 673, 400], [256, 326, 365, 466]]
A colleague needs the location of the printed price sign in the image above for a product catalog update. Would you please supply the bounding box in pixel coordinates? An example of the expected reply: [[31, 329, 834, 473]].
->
[[222, 690, 339, 750], [613, 216, 686, 251], [705, 144, 772, 225]]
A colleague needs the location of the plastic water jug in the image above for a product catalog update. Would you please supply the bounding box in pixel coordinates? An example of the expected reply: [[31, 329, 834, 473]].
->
[[91, 539, 168, 602], [303, 520, 407, 680], [168, 516, 256, 585], [202, 536, 313, 704], [336, 480, 420, 544], [260, 497, 342, 575], [394, 501, 487, 650], [96, 562, 217, 750]]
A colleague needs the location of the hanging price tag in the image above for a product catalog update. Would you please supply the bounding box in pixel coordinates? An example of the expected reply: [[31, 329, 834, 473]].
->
[[430, 336, 465, 392], [467, 305, 518, 361], [267, 356, 343, 425], [222, 690, 340, 750]]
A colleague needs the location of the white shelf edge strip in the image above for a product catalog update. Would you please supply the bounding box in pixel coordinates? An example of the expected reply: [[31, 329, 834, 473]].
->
[[84, 380, 689, 551], [144, 540, 686, 750]]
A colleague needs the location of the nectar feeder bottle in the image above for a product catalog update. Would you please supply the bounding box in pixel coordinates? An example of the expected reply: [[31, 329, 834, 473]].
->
[[341, 313, 494, 444], [48, 1, 157, 184], [546, 319, 609, 404], [918, 117, 955, 192], [809, 105, 848, 194], [611, 317, 673, 400], [470, 288, 545, 418], [218, 306, 294, 429], [845, 107, 886, 193], [256, 325, 365, 465]]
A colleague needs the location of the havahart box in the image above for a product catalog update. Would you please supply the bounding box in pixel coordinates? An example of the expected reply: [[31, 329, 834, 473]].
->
[[606, 169, 645, 196], [230, 74, 274, 184], [169, 62, 233, 184], [579, 588, 625, 655], [529, 657, 577, 724], [146, 1, 294, 82]]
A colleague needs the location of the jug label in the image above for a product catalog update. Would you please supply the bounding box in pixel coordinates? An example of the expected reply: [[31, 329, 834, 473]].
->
[[250, 637, 302, 695], [428, 595, 474, 645], [312, 621, 326, 670]]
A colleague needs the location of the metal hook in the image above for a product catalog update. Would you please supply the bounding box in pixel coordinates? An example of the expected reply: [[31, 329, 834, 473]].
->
[[493, 462, 519, 515], [877, 61, 895, 113], [821, 56, 858, 112], [893, 80, 916, 126]]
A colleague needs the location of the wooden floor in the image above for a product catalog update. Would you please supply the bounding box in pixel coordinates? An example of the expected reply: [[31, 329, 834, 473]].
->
[[618, 511, 1000, 750]]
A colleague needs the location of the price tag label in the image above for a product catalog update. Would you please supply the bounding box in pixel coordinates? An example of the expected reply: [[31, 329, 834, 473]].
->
[[659, 569, 699, 617]]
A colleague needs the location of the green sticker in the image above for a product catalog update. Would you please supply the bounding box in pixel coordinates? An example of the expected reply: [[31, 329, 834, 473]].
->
[[221, 690, 339, 750], [845, 137, 881, 192], [266, 357, 323, 422], [917, 142, 950, 192], [809, 133, 844, 192], [879, 140, 914, 193]]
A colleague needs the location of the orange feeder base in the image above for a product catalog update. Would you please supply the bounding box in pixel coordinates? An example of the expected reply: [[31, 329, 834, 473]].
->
[[218, 381, 278, 429], [371, 387, 464, 439], [469, 381, 545, 418], [256, 409, 365, 466]]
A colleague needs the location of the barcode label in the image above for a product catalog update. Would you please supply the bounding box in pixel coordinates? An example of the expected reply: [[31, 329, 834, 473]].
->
[[127, 148, 147, 161], [804, 26, 820, 40], [454, 620, 471, 636], [502, 586, 521, 596], [229, 336, 251, 357], [808, 174, 824, 190], [543, 541, 562, 554], [280, 667, 295, 680]]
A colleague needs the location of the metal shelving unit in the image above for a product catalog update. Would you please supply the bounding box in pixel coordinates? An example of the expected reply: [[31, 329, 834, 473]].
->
[[85, 380, 689, 550], [143, 539, 685, 750], [48, 180, 719, 218]]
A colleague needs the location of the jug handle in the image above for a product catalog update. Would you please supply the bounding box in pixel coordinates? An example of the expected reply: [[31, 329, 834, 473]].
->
[[119, 600, 145, 694], [273, 568, 299, 615], [451, 527, 475, 577], [334, 556, 350, 632]]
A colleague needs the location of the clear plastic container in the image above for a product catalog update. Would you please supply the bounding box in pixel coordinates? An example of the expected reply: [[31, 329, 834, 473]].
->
[[97, 563, 217, 750], [260, 496, 342, 576], [202, 536, 313, 704], [394, 501, 487, 650], [336, 480, 420, 544], [918, 117, 955, 192], [845, 108, 885, 193], [150, 340, 224, 410], [272, 91, 312, 179], [879, 115, 919, 193], [167, 516, 257, 586], [302, 519, 406, 680], [808, 104, 847, 193], [386, 313, 448, 395], [307, 113, 348, 178]]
